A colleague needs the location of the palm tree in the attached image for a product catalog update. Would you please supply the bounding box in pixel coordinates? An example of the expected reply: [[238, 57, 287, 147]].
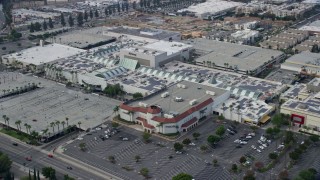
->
[[15, 120, 21, 131], [50, 122, 55, 133], [55, 121, 60, 132], [113, 106, 119, 116], [77, 121, 82, 129], [42, 128, 49, 141], [222, 103, 226, 118], [129, 111, 134, 122], [27, 125, 31, 134], [237, 106, 241, 122], [229, 105, 233, 120], [2, 115, 7, 128], [24, 123, 29, 134], [156, 122, 163, 133], [65, 117, 69, 126], [61, 121, 66, 129]]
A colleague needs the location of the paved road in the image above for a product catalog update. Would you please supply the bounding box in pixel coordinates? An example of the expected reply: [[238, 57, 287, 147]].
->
[[0, 133, 111, 180]]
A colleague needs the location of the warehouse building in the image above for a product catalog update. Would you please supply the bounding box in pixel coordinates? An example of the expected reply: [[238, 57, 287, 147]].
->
[[281, 51, 320, 76], [119, 81, 230, 134], [1, 43, 85, 71], [119, 41, 192, 70], [187, 38, 285, 76]]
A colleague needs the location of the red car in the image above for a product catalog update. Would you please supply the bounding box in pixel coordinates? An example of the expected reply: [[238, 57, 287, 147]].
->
[[48, 154, 53, 158], [25, 157, 32, 161]]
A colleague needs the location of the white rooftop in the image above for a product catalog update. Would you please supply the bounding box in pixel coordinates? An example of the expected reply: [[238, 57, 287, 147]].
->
[[178, 0, 243, 15], [231, 29, 259, 39], [3, 43, 85, 66], [143, 41, 192, 56]]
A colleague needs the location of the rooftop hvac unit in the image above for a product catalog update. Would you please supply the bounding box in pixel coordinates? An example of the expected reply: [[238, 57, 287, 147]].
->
[[161, 92, 169, 98], [177, 84, 187, 89], [206, 90, 215, 96], [189, 99, 198, 105], [164, 113, 174, 118], [139, 102, 148, 108]]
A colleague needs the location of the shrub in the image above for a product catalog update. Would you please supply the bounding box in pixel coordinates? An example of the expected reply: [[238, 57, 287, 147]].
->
[[2, 47, 6, 50]]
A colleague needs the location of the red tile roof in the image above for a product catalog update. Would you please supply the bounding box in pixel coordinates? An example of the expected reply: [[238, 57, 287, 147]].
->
[[181, 117, 198, 128], [136, 117, 155, 129], [120, 98, 213, 123]]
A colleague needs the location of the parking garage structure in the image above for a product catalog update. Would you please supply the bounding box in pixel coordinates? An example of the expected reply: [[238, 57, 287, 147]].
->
[[119, 81, 230, 134]]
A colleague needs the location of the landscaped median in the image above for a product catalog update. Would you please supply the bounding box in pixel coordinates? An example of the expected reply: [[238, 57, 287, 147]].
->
[[0, 128, 39, 145]]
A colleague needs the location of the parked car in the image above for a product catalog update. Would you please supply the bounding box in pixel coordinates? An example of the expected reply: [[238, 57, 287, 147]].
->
[[246, 136, 252, 139], [234, 139, 240, 143], [96, 127, 101, 130], [236, 145, 242, 148], [259, 146, 264, 150], [25, 157, 32, 161], [48, 154, 53, 158], [122, 137, 129, 141], [262, 144, 268, 148], [189, 143, 196, 146], [240, 141, 247, 145], [257, 149, 261, 153], [176, 151, 182, 154], [251, 145, 256, 150], [12, 142, 18, 146]]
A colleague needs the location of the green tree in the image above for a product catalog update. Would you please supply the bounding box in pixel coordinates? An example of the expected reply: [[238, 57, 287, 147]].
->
[[215, 125, 225, 137], [192, 132, 200, 140], [172, 173, 193, 180], [284, 131, 294, 144], [269, 152, 278, 160], [289, 151, 300, 161], [108, 156, 115, 164], [134, 155, 141, 162], [2, 0, 13, 27], [79, 142, 86, 151], [68, 15, 74, 27], [77, 13, 84, 27], [271, 114, 283, 127], [0, 151, 12, 174], [84, 11, 88, 22], [60, 13, 66, 26], [239, 156, 246, 164], [133, 92, 143, 99], [174, 142, 183, 151], [41, 167, 56, 179], [200, 145, 208, 152], [298, 169, 316, 180], [231, 164, 238, 173], [142, 132, 151, 142], [140, 168, 149, 178], [207, 135, 220, 145], [33, 167, 36, 180], [112, 122, 119, 128], [182, 138, 191, 145], [64, 174, 75, 180], [309, 135, 319, 143], [43, 21, 48, 31], [29, 23, 35, 33], [48, 18, 54, 28]]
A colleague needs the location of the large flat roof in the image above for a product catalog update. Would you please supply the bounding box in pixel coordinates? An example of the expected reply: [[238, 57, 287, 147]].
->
[[129, 80, 227, 115], [186, 39, 284, 71], [2, 43, 85, 65], [107, 26, 180, 40], [286, 51, 320, 66], [143, 41, 192, 56]]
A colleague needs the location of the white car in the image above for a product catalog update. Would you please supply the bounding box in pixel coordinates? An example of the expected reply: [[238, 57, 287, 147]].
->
[[257, 149, 261, 153], [105, 135, 109, 138], [189, 143, 196, 146], [122, 137, 129, 141], [249, 133, 256, 137], [240, 141, 247, 145], [96, 127, 101, 130], [246, 136, 252, 139], [234, 139, 240, 143], [259, 146, 264, 150], [262, 144, 267, 148], [258, 140, 262, 144], [77, 137, 83, 140], [267, 140, 271, 143], [176, 151, 182, 154], [251, 145, 256, 150], [104, 131, 109, 134]]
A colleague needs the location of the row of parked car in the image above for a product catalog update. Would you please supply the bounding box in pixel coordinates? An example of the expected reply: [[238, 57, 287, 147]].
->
[[251, 135, 271, 153], [234, 132, 256, 147]]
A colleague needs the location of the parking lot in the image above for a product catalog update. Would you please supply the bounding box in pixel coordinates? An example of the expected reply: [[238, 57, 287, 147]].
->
[[62, 118, 287, 180], [0, 72, 119, 135]]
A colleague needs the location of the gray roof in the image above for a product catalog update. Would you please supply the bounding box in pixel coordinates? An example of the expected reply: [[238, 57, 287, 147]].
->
[[108, 27, 180, 40], [185, 39, 284, 71], [129, 81, 227, 115], [286, 51, 320, 66]]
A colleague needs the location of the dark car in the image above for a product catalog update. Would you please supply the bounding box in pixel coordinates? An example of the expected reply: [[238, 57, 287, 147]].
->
[[12, 142, 18, 146], [236, 145, 242, 148]]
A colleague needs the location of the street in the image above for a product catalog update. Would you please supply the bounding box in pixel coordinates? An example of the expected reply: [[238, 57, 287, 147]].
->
[[0, 132, 119, 180]]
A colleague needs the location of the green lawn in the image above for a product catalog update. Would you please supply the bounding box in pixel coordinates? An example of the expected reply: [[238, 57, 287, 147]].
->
[[0, 128, 30, 142]]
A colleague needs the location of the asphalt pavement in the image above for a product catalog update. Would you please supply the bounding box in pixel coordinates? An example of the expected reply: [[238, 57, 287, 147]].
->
[[0, 132, 112, 180]]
